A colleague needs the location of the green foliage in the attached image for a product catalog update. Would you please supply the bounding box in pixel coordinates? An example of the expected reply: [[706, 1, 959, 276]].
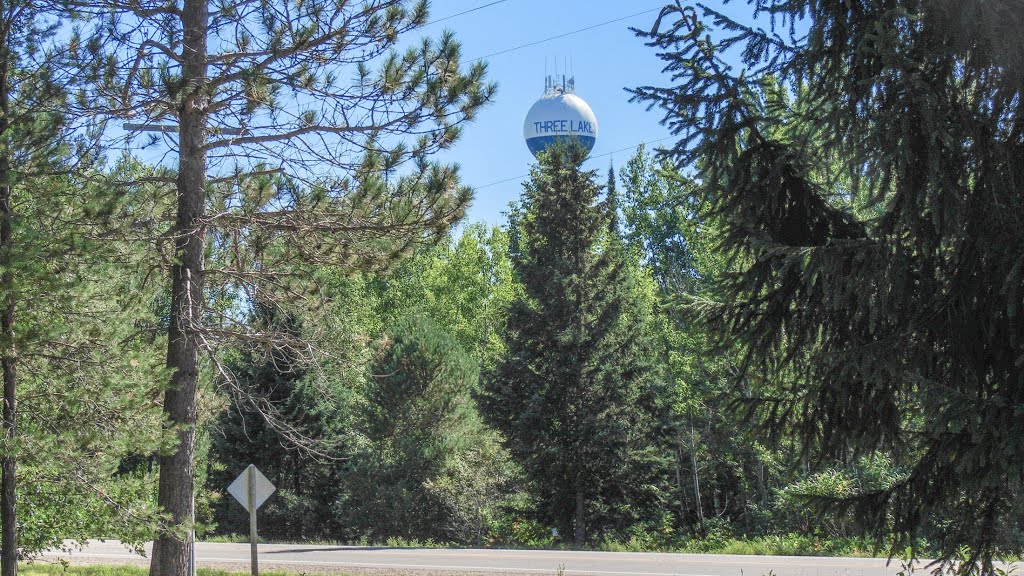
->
[[632, 0, 1024, 571], [481, 141, 674, 545], [619, 145, 702, 292], [0, 2, 1014, 561], [369, 223, 521, 371], [1, 165, 168, 554], [348, 314, 514, 544], [0, 1, 167, 560], [484, 494, 558, 549], [65, 3, 498, 570], [207, 297, 368, 541], [618, 144, 774, 540], [205, 227, 524, 546], [774, 455, 905, 539]]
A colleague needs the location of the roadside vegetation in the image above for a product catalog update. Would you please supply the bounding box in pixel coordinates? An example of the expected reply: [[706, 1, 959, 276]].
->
[[0, 1, 1018, 576], [19, 567, 347, 576], [201, 532, 889, 558]]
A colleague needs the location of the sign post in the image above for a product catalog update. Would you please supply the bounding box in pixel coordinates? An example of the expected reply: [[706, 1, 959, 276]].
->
[[227, 465, 276, 576], [248, 466, 258, 576]]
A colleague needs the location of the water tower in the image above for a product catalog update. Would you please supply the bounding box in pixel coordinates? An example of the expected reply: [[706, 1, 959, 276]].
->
[[523, 75, 598, 158]]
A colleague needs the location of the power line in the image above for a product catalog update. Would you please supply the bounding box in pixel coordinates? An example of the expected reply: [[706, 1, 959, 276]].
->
[[427, 0, 511, 25], [475, 135, 677, 190], [217, 4, 660, 121], [262, 1, 513, 118], [469, 6, 662, 62]]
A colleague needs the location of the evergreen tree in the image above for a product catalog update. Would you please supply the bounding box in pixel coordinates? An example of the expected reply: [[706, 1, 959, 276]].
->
[[65, 1, 494, 572], [353, 314, 513, 544], [10, 169, 168, 556], [0, 6, 67, 571], [480, 142, 672, 545], [632, 1, 1024, 570], [0, 5, 166, 572], [207, 300, 363, 540]]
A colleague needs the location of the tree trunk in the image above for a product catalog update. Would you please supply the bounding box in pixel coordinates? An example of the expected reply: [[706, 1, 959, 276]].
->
[[0, 17, 17, 576], [0, 153, 15, 576], [688, 410, 704, 536], [573, 480, 585, 547], [674, 444, 685, 518], [150, 2, 208, 576], [671, 438, 688, 524], [756, 458, 768, 508]]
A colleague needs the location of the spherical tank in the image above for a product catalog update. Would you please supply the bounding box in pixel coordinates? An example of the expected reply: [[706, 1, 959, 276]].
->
[[523, 76, 598, 158]]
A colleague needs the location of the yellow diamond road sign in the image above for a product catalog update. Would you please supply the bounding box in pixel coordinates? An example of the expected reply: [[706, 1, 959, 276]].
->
[[227, 464, 276, 513]]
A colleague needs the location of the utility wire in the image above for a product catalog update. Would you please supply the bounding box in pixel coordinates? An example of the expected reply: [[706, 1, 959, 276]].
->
[[469, 6, 662, 62], [475, 135, 677, 190], [262, 1, 512, 119], [427, 0, 511, 26]]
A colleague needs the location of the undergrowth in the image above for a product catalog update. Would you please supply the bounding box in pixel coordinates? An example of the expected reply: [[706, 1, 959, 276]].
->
[[202, 532, 889, 557]]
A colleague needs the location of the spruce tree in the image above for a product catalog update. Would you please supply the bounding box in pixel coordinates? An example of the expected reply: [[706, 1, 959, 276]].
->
[[631, 1, 1024, 570], [480, 142, 671, 545], [207, 301, 360, 540], [355, 314, 511, 544]]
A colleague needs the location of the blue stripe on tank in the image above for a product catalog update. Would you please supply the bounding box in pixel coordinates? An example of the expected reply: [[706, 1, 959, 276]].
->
[[526, 135, 596, 157]]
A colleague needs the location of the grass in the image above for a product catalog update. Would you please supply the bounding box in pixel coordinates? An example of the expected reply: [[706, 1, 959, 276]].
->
[[21, 565, 363, 576], [589, 533, 884, 557], [201, 534, 448, 548], [677, 534, 882, 557], [204, 531, 887, 557]]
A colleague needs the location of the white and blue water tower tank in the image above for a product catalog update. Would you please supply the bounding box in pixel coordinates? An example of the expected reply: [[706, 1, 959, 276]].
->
[[523, 75, 598, 157]]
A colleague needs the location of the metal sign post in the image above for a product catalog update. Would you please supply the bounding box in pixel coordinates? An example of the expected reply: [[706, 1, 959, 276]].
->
[[248, 466, 258, 576], [190, 491, 197, 576], [228, 464, 276, 576]]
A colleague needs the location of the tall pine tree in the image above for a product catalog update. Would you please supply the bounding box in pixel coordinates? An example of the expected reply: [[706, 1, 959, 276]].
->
[[480, 142, 671, 545], [65, 2, 494, 573]]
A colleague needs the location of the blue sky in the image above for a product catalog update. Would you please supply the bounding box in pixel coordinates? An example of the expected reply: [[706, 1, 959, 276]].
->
[[117, 1, 763, 227], [421, 0, 698, 226]]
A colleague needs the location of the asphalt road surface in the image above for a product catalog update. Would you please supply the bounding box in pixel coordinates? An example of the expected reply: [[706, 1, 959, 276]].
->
[[42, 539, 920, 576]]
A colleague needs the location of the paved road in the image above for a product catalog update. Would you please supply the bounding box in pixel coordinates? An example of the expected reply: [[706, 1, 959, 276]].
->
[[43, 539, 918, 576]]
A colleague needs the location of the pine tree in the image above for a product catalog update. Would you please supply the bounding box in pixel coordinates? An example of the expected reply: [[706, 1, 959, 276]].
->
[[631, 1, 1024, 570], [0, 5, 167, 573], [480, 142, 672, 545], [64, 2, 495, 573], [0, 7, 66, 571], [9, 168, 168, 556]]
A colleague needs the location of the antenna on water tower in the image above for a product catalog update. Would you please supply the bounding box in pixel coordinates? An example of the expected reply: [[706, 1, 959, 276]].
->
[[523, 63, 599, 158]]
